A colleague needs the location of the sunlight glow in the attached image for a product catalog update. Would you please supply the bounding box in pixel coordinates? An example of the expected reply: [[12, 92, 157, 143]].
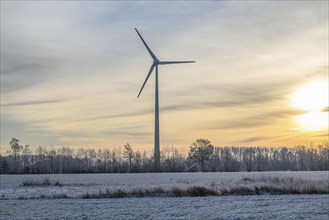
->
[[291, 80, 328, 131], [295, 110, 328, 131], [291, 80, 328, 111]]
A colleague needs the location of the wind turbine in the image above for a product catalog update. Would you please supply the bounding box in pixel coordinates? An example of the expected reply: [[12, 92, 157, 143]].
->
[[135, 28, 195, 172]]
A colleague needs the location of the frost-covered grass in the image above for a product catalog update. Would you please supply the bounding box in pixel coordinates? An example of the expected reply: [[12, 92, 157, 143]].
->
[[1, 172, 328, 219], [0, 171, 328, 200], [21, 177, 62, 187], [78, 175, 328, 199], [1, 195, 328, 220], [238, 175, 329, 194]]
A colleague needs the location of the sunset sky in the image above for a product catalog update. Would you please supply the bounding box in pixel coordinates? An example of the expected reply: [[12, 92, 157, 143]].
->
[[1, 1, 328, 153]]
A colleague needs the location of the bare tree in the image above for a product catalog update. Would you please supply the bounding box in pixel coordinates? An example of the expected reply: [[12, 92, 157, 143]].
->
[[21, 144, 31, 173], [9, 138, 23, 172], [123, 143, 134, 172], [47, 148, 56, 173], [2, 138, 328, 174], [188, 139, 214, 172]]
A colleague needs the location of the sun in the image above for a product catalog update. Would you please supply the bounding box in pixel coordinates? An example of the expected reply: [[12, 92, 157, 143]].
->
[[291, 80, 328, 111], [295, 111, 328, 131], [291, 80, 328, 131]]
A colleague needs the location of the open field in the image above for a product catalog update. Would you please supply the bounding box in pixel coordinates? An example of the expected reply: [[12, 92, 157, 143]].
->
[[1, 171, 328, 199], [0, 172, 328, 219], [1, 195, 328, 220]]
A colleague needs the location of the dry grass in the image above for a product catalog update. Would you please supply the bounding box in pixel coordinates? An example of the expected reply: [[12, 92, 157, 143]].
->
[[21, 177, 62, 187], [17, 175, 329, 200], [80, 175, 329, 199]]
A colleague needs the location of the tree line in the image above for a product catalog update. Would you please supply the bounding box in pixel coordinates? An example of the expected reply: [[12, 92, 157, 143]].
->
[[0, 138, 328, 174]]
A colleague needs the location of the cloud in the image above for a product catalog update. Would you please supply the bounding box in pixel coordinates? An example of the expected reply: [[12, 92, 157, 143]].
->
[[1, 99, 66, 107], [1, 1, 327, 149], [160, 78, 297, 114], [70, 109, 153, 123], [1, 53, 60, 93], [211, 120, 267, 130], [312, 133, 329, 138], [322, 107, 329, 112], [203, 109, 305, 130], [239, 136, 265, 143]]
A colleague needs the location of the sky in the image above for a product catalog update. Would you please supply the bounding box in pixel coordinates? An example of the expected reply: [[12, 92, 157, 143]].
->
[[1, 1, 328, 153]]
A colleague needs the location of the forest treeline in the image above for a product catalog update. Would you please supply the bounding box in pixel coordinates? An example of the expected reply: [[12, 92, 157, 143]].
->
[[0, 138, 328, 174]]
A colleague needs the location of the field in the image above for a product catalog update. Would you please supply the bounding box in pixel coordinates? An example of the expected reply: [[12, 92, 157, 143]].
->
[[1, 171, 328, 219]]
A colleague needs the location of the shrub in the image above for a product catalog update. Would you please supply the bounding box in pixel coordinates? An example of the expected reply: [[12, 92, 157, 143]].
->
[[21, 177, 63, 187]]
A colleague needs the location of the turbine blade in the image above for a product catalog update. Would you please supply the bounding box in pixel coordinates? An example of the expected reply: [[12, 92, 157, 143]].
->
[[158, 61, 195, 65], [137, 64, 155, 98], [135, 28, 158, 61]]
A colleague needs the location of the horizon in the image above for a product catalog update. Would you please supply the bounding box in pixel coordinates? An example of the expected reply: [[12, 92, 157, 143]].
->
[[1, 137, 327, 157], [1, 1, 328, 153]]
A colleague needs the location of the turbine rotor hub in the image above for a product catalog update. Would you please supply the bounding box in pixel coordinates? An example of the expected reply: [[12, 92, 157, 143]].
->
[[153, 59, 159, 64]]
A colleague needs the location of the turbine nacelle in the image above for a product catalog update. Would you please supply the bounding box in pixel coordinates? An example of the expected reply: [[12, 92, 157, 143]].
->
[[153, 59, 160, 64]]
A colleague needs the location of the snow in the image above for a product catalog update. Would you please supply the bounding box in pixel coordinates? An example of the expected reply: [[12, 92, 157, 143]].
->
[[0, 172, 328, 219], [1, 195, 328, 219], [0, 171, 328, 199]]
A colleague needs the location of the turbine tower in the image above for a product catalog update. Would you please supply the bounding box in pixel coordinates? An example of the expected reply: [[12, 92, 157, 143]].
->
[[135, 28, 195, 172]]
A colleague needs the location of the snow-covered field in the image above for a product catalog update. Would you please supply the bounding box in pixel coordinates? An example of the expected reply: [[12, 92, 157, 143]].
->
[[1, 195, 328, 219], [1, 172, 328, 219]]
